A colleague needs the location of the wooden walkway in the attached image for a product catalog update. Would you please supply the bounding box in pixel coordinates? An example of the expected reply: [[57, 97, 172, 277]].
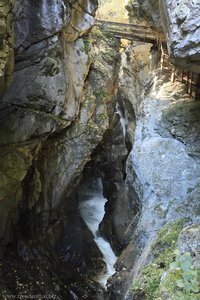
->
[[95, 19, 158, 44], [95, 20, 200, 99], [181, 70, 200, 99], [161, 43, 200, 99]]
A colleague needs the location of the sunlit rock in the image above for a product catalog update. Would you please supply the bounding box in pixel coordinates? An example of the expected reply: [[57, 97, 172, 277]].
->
[[160, 0, 200, 71]]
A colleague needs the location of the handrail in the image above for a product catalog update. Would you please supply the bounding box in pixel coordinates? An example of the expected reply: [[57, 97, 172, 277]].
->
[[95, 19, 153, 30], [94, 19, 158, 43]]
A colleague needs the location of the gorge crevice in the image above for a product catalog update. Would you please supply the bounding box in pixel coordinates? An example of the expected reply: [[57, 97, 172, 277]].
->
[[78, 176, 117, 287]]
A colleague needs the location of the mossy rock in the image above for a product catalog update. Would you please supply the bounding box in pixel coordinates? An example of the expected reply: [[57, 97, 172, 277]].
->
[[131, 219, 191, 300]]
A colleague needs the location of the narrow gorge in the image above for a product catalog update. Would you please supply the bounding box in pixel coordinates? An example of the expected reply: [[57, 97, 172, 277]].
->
[[0, 1, 199, 299]]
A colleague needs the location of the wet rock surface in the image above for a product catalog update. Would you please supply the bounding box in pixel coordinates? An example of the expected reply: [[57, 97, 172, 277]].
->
[[0, 1, 121, 297], [108, 68, 200, 299], [0, 241, 104, 300], [0, 0, 200, 299]]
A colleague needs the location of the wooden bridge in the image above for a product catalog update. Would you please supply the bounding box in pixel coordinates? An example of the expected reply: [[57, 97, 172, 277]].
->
[[95, 19, 159, 44], [95, 20, 200, 99]]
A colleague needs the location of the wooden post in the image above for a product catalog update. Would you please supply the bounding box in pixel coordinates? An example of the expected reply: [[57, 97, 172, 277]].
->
[[182, 69, 184, 83], [196, 74, 200, 99], [171, 67, 176, 82], [189, 72, 194, 98], [186, 70, 190, 94]]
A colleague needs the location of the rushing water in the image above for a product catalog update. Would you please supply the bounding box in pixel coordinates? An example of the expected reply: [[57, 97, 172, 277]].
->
[[78, 178, 117, 287], [116, 103, 126, 136]]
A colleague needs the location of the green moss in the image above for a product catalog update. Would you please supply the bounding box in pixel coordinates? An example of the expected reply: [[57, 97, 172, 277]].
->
[[153, 219, 189, 251], [154, 200, 174, 219], [83, 36, 91, 53], [83, 95, 95, 107], [42, 57, 60, 77], [193, 205, 200, 216], [90, 27, 104, 39], [187, 187, 195, 194], [155, 251, 200, 300], [94, 89, 107, 99], [0, 150, 31, 181], [154, 204, 168, 218], [131, 219, 190, 300], [175, 205, 184, 213], [98, 112, 107, 121], [88, 122, 100, 136]]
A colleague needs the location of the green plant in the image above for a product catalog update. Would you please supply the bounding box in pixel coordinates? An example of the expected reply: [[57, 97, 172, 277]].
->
[[155, 250, 200, 300], [83, 36, 91, 53], [154, 204, 168, 218], [194, 205, 200, 216], [90, 27, 104, 39], [187, 187, 194, 194], [171, 251, 199, 293], [130, 219, 191, 299], [94, 89, 107, 99]]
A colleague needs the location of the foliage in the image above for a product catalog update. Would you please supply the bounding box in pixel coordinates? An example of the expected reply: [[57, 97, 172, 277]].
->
[[155, 250, 200, 300], [154, 204, 168, 218], [130, 219, 194, 300], [90, 27, 104, 39], [83, 36, 91, 53], [94, 89, 107, 99]]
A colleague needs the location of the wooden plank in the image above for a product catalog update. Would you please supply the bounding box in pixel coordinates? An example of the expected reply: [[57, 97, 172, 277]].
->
[[95, 19, 151, 30], [107, 29, 155, 38], [196, 74, 200, 99], [112, 32, 156, 43], [95, 24, 154, 36], [186, 71, 190, 94]]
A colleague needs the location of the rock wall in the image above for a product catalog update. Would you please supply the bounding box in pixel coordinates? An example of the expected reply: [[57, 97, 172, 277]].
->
[[107, 48, 200, 300], [159, 0, 200, 72], [0, 0, 96, 251], [0, 1, 122, 298], [0, 0, 14, 97], [0, 0, 200, 299], [127, 0, 200, 72], [125, 0, 161, 28], [101, 4, 200, 298]]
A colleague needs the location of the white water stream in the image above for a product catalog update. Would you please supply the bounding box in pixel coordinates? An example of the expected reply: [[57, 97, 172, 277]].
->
[[116, 103, 126, 137], [78, 178, 117, 287]]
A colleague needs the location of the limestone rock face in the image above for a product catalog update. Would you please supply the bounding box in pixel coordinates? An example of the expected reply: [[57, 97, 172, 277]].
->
[[159, 0, 200, 72], [0, 1, 122, 299], [0, 0, 120, 297], [0, 0, 98, 247], [64, 0, 98, 41], [1, 0, 199, 298], [129, 74, 200, 239], [126, 0, 161, 28], [108, 51, 200, 298], [127, 0, 200, 71]]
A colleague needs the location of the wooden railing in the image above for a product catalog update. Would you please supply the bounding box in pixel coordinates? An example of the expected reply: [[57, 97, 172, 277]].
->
[[95, 21, 200, 99], [95, 19, 158, 44], [181, 71, 200, 99], [161, 43, 200, 99]]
